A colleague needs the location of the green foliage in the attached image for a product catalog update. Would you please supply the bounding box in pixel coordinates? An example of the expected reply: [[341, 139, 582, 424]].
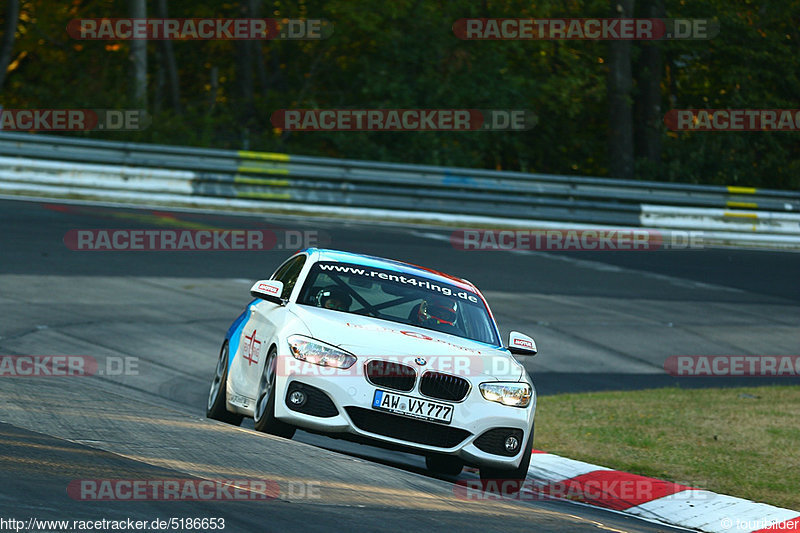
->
[[1, 0, 798, 188]]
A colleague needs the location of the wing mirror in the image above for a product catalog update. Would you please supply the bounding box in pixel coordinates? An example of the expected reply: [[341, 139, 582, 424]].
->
[[508, 331, 537, 356], [250, 279, 285, 305]]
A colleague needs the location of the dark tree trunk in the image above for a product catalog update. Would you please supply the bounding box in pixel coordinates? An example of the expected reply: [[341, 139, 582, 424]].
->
[[0, 0, 20, 90], [236, 1, 255, 122], [607, 0, 635, 179], [249, 0, 269, 94], [635, 0, 665, 165], [155, 0, 181, 113], [154, 51, 164, 114], [128, 0, 147, 106]]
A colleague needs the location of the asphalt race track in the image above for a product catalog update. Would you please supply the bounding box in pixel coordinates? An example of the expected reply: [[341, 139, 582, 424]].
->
[[2, 197, 798, 532]]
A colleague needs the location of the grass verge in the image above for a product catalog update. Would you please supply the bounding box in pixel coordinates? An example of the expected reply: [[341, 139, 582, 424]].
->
[[534, 386, 800, 510]]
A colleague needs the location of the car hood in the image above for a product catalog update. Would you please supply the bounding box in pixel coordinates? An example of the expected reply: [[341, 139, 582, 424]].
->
[[289, 304, 524, 382]]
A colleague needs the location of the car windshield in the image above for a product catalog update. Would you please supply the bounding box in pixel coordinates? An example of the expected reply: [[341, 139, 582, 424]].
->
[[297, 261, 500, 346]]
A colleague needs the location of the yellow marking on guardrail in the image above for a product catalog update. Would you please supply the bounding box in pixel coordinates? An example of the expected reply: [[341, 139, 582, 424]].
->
[[237, 165, 290, 175], [727, 186, 756, 194], [234, 175, 290, 187], [723, 211, 758, 219], [726, 201, 758, 209], [238, 150, 290, 162], [237, 191, 292, 200]]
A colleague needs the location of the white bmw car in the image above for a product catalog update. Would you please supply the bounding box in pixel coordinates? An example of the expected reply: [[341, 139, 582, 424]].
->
[[207, 248, 539, 480]]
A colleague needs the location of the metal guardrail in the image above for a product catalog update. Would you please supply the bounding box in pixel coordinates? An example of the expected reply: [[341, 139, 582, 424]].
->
[[0, 132, 798, 238]]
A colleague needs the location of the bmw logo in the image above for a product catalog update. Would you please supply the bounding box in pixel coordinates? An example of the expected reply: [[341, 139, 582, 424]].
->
[[414, 357, 427, 366]]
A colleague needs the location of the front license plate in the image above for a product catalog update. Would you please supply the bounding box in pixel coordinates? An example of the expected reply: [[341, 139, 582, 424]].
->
[[372, 390, 453, 424]]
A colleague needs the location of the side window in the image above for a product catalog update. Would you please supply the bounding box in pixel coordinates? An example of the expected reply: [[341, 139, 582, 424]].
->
[[271, 255, 307, 299]]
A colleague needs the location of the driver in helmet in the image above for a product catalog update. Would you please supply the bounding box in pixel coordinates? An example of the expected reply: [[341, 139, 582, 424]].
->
[[316, 287, 352, 312], [416, 296, 458, 331]]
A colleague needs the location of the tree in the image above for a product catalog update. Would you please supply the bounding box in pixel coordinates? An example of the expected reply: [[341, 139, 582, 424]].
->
[[129, 0, 147, 106], [607, 0, 635, 178], [2, 0, 797, 188], [155, 0, 181, 113], [0, 0, 20, 91], [634, 0, 665, 167], [235, 0, 255, 124], [249, 0, 269, 94]]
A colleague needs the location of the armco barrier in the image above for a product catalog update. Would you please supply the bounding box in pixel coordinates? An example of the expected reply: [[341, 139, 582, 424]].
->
[[0, 132, 798, 246]]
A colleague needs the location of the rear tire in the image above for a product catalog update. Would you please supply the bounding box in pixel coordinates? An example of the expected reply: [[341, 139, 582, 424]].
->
[[479, 422, 534, 489], [253, 347, 296, 439], [206, 342, 244, 426], [425, 454, 464, 476]]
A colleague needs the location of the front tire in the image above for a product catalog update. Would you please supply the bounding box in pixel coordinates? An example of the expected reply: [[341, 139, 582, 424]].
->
[[253, 347, 296, 439], [206, 342, 244, 426], [479, 423, 534, 488]]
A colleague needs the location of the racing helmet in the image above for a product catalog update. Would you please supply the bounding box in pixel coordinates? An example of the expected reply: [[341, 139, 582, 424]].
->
[[315, 287, 352, 311], [417, 297, 457, 326]]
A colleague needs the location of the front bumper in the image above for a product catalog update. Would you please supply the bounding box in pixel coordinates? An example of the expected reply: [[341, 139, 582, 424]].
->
[[273, 368, 535, 469]]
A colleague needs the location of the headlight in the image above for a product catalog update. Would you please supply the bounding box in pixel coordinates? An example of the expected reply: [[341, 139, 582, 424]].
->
[[479, 382, 532, 407], [287, 335, 357, 369]]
